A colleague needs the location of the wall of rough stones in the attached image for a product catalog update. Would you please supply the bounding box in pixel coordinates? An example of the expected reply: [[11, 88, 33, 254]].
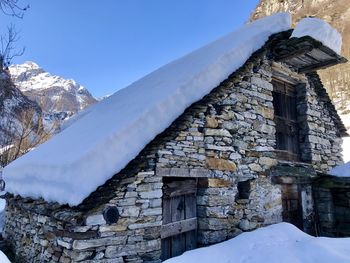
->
[[155, 54, 284, 245], [297, 75, 343, 172], [313, 176, 350, 237], [4, 170, 163, 263], [3, 44, 345, 262]]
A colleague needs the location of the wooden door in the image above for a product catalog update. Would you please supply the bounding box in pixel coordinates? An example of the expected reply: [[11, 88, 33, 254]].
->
[[161, 178, 197, 260], [281, 184, 303, 230]]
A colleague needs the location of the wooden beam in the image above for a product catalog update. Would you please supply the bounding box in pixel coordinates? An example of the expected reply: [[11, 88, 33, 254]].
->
[[161, 217, 197, 239], [163, 180, 197, 198], [298, 58, 343, 73], [274, 45, 314, 62]]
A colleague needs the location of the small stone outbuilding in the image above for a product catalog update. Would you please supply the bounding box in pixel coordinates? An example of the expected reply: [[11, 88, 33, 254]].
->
[[2, 14, 349, 262]]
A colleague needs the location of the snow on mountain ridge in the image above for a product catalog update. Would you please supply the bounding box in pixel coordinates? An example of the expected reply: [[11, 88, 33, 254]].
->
[[9, 61, 97, 123]]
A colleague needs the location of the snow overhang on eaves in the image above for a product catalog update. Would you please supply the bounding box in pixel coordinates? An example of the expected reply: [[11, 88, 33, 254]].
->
[[271, 35, 347, 73]]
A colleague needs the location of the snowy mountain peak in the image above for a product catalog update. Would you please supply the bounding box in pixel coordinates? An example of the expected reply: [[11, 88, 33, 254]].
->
[[22, 61, 40, 69], [8, 61, 97, 129], [9, 62, 97, 118]]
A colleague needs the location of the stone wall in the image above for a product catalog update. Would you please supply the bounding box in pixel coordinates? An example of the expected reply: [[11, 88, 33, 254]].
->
[[313, 176, 350, 237], [298, 74, 343, 172], [4, 170, 163, 263], [154, 54, 283, 245], [3, 37, 345, 262]]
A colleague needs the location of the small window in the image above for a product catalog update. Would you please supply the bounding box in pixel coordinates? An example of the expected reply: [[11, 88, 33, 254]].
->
[[237, 180, 251, 200], [272, 80, 300, 161]]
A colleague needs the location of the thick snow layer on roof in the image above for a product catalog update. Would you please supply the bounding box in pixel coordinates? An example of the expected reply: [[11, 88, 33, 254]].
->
[[291, 17, 342, 54], [3, 13, 292, 206], [330, 161, 350, 177], [164, 223, 350, 263]]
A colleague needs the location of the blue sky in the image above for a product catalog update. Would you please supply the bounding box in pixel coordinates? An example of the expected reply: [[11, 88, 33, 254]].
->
[[1, 0, 259, 98]]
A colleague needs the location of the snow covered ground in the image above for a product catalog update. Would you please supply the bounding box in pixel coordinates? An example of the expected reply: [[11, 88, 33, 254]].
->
[[0, 251, 10, 263], [164, 223, 350, 263], [342, 136, 350, 163]]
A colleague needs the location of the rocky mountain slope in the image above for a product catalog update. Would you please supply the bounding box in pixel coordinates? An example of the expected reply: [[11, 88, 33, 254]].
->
[[0, 62, 97, 166], [9, 61, 97, 125], [250, 0, 350, 131], [0, 74, 41, 131], [0, 73, 43, 166]]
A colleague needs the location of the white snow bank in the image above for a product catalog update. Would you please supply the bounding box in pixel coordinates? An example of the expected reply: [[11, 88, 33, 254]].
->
[[330, 161, 350, 177], [291, 17, 342, 54], [3, 13, 292, 206], [165, 223, 350, 263], [342, 137, 350, 163], [0, 251, 10, 263]]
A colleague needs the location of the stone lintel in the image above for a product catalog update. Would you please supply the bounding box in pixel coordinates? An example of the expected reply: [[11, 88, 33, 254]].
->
[[156, 167, 212, 178], [314, 174, 350, 189]]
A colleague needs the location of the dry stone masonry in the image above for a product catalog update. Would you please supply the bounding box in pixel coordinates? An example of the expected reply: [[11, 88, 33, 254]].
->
[[3, 31, 346, 262]]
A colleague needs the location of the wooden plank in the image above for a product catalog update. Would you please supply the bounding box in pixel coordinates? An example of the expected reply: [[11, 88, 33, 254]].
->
[[161, 217, 197, 239], [304, 50, 328, 63], [163, 198, 172, 225], [171, 233, 186, 257], [185, 230, 197, 251], [161, 238, 171, 260], [164, 180, 197, 198], [298, 58, 341, 73], [171, 195, 185, 222], [274, 44, 313, 61], [307, 47, 333, 61], [285, 56, 310, 68], [185, 195, 197, 219]]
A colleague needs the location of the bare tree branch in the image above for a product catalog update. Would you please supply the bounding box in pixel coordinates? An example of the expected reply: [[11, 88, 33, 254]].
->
[[0, 108, 57, 167], [0, 24, 24, 71], [0, 0, 29, 18]]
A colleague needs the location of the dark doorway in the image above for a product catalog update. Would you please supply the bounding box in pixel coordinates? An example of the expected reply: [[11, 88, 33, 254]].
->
[[161, 177, 197, 260], [281, 184, 303, 230]]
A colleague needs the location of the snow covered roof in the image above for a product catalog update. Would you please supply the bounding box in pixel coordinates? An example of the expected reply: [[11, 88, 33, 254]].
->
[[3, 13, 344, 206], [291, 17, 342, 54]]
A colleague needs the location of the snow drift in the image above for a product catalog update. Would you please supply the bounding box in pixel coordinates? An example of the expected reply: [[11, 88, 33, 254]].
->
[[164, 223, 350, 263]]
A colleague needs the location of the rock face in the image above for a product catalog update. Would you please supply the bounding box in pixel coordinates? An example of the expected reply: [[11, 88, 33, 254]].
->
[[0, 74, 41, 122], [250, 0, 350, 131], [0, 73, 42, 166], [9, 61, 97, 125], [0, 62, 97, 166]]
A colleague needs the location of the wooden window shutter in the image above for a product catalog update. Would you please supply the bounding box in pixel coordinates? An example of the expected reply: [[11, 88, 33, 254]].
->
[[272, 80, 300, 162]]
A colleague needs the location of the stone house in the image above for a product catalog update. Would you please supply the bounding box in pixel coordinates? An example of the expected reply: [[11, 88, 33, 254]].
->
[[2, 14, 348, 262]]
